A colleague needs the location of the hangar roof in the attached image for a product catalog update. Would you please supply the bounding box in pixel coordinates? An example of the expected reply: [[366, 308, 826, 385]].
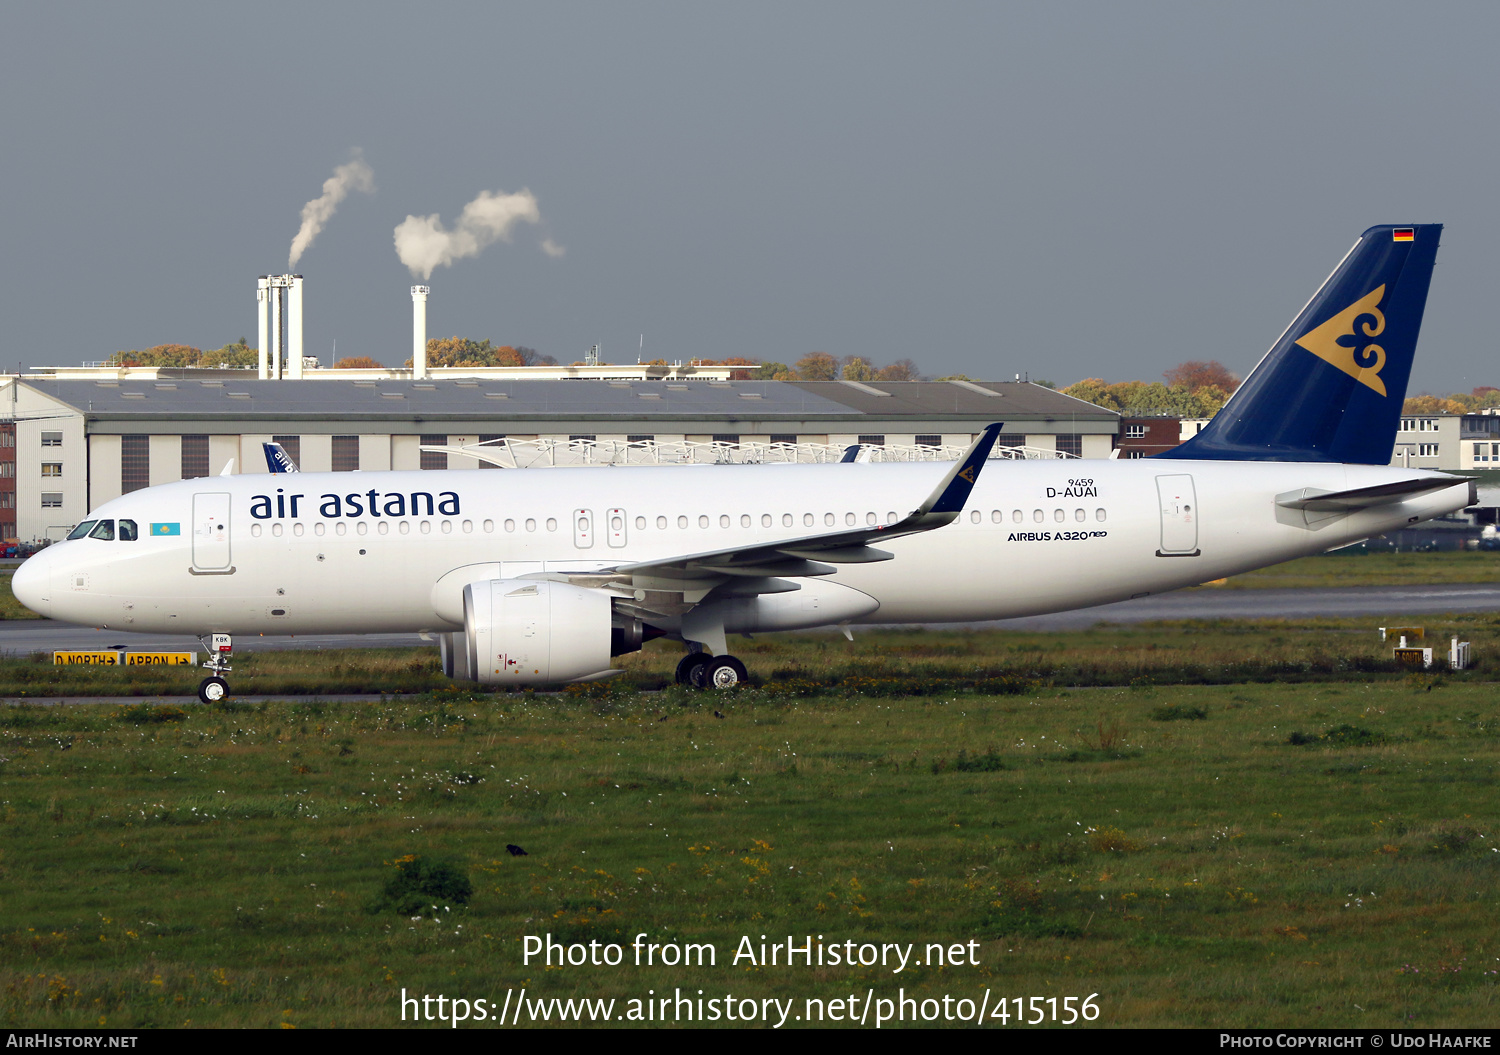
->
[[16, 378, 1116, 430]]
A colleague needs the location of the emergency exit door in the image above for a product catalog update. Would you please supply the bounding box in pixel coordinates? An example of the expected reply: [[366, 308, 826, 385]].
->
[[1155, 475, 1200, 556]]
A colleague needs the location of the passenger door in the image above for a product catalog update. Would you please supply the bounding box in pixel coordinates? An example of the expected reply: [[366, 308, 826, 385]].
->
[[192, 493, 232, 570]]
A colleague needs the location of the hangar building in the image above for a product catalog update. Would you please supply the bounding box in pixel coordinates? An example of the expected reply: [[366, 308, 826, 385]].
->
[[0, 376, 1118, 541]]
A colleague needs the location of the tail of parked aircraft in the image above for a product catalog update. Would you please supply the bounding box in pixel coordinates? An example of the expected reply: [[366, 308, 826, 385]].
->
[[263, 442, 300, 473], [1159, 224, 1441, 464]]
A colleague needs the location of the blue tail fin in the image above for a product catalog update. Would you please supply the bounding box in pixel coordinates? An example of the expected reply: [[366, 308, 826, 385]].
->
[[263, 442, 299, 473], [1158, 224, 1441, 464]]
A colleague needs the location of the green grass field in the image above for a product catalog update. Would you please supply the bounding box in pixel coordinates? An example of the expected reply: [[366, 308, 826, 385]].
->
[[1212, 550, 1500, 590], [4, 610, 1500, 698], [2, 650, 1498, 1028]]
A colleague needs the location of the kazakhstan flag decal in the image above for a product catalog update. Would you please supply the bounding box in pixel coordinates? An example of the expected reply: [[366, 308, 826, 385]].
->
[[151, 523, 181, 536]]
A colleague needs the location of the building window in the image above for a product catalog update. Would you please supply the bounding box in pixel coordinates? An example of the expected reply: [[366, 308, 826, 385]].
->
[[41, 431, 62, 447], [332, 436, 360, 472], [857, 434, 886, 446], [996, 433, 1026, 448], [1420, 419, 1439, 432], [1419, 443, 1440, 457], [0, 463, 14, 478], [272, 435, 301, 467], [420, 434, 447, 470], [121, 435, 149, 493], [1057, 434, 1082, 458], [0, 427, 14, 448], [181, 435, 209, 479], [711, 434, 740, 446], [1125, 424, 1146, 439], [41, 463, 61, 477], [1399, 418, 1415, 432], [914, 434, 940, 447], [0, 494, 12, 509], [627, 434, 654, 443], [1126, 450, 1147, 459], [41, 492, 62, 508]]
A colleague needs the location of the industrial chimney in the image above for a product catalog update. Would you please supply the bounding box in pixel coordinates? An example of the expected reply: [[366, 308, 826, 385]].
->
[[255, 274, 304, 380], [412, 285, 430, 380], [256, 277, 270, 379]]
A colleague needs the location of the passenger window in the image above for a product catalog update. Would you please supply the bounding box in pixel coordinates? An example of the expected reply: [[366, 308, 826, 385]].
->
[[1096, 508, 1107, 522], [67, 520, 98, 540], [970, 510, 980, 524], [88, 520, 115, 541]]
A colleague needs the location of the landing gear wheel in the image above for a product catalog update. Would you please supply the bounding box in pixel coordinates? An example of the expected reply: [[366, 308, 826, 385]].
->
[[704, 656, 748, 689], [675, 653, 711, 688], [197, 676, 229, 704]]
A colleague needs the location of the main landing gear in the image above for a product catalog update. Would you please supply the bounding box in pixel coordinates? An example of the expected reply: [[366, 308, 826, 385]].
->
[[197, 633, 234, 704], [675, 651, 749, 690]]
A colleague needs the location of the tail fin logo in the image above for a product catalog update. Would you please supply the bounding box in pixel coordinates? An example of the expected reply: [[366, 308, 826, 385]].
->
[[1293, 285, 1389, 396]]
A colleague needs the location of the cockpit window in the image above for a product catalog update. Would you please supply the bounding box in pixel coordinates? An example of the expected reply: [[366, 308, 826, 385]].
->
[[67, 521, 97, 540], [88, 520, 115, 541], [119, 519, 138, 541]]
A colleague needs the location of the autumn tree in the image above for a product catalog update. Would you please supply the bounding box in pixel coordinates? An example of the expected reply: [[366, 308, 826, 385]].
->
[[795, 351, 840, 381], [876, 358, 922, 382], [1402, 395, 1467, 415], [201, 340, 258, 368], [404, 338, 556, 369], [840, 356, 877, 382], [105, 344, 204, 368], [333, 356, 384, 369], [1164, 360, 1239, 393]]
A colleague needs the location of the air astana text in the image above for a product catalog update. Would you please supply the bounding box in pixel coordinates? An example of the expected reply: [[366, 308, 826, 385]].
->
[[250, 489, 461, 520]]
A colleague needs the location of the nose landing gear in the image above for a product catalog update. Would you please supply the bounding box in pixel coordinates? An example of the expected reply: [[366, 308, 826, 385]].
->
[[197, 633, 233, 704]]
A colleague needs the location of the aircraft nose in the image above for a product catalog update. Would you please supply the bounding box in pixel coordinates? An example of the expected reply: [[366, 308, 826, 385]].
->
[[12, 549, 52, 618]]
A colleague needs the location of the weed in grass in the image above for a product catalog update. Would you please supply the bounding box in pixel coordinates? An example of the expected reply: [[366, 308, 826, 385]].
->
[[110, 704, 187, 724], [930, 747, 1006, 773], [1087, 825, 1142, 853], [371, 854, 474, 915], [1151, 704, 1208, 721], [1078, 715, 1128, 751], [1287, 724, 1385, 747]]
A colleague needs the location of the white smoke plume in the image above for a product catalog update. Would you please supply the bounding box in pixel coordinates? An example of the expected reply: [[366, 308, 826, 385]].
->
[[288, 151, 376, 269], [393, 187, 545, 279]]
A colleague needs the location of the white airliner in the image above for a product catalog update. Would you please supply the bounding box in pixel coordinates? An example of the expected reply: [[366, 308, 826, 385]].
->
[[13, 225, 1473, 701]]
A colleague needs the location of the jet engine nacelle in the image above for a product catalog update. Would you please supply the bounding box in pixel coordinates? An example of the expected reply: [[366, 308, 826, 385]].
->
[[461, 579, 615, 685]]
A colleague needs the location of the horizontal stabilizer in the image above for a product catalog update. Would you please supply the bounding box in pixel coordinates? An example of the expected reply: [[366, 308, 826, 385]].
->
[[1276, 476, 1469, 512]]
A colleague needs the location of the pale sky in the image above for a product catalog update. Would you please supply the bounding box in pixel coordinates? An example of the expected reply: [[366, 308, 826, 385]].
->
[[2, 2, 1497, 394]]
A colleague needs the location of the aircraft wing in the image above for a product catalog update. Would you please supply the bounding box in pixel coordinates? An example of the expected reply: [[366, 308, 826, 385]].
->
[[604, 423, 1003, 585]]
